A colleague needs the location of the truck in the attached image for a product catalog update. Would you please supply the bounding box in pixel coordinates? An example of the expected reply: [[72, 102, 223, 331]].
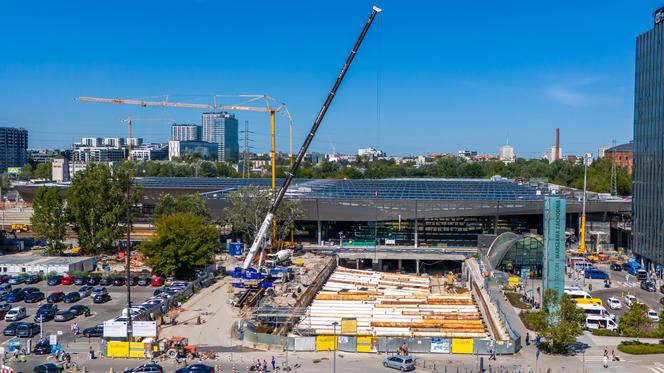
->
[[266, 249, 292, 267]]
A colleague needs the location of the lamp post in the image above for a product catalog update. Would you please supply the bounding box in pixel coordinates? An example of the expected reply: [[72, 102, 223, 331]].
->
[[331, 321, 339, 373]]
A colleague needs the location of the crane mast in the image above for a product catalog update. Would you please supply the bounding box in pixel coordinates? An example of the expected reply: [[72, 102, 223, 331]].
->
[[242, 5, 383, 269]]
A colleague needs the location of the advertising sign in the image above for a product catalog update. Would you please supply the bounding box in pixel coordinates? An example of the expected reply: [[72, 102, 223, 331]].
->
[[6, 167, 20, 174], [132, 321, 157, 337], [543, 196, 566, 298], [103, 321, 127, 337], [229, 242, 244, 256], [431, 338, 451, 353], [341, 318, 357, 335]]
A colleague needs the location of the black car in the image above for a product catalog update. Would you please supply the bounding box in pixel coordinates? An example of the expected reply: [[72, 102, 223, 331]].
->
[[38, 303, 58, 313], [87, 276, 101, 286], [24, 275, 41, 284], [128, 277, 140, 286], [47, 276, 63, 286], [99, 277, 113, 286], [47, 292, 65, 303], [17, 322, 40, 338], [33, 363, 63, 373], [35, 307, 56, 322], [82, 324, 103, 337], [112, 277, 127, 286], [25, 291, 45, 303], [6, 288, 25, 303], [642, 280, 657, 292], [63, 292, 81, 303], [174, 364, 215, 373], [137, 277, 151, 286], [33, 339, 52, 355], [54, 310, 75, 322], [73, 277, 88, 286], [124, 364, 164, 373], [22, 287, 41, 296], [153, 288, 166, 296], [93, 293, 111, 304], [68, 305, 91, 317], [3, 322, 20, 336], [611, 263, 622, 271]]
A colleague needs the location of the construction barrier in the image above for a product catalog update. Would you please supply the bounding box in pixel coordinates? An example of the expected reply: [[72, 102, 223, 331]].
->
[[315, 335, 336, 351], [106, 341, 146, 358], [337, 336, 357, 352], [293, 336, 315, 351], [356, 336, 373, 353], [451, 338, 474, 354]]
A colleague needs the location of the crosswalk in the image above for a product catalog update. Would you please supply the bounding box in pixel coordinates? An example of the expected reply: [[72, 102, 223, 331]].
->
[[645, 362, 664, 373], [619, 281, 637, 288]]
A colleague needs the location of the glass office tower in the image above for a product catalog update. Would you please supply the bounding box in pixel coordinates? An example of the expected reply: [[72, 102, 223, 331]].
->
[[633, 7, 664, 268], [201, 112, 239, 162]]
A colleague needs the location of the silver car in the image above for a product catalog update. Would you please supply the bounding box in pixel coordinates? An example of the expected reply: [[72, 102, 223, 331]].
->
[[383, 355, 415, 371], [78, 286, 94, 298]]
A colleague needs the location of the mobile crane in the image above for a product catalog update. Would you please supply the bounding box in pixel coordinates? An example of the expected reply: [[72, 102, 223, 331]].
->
[[242, 5, 382, 270]]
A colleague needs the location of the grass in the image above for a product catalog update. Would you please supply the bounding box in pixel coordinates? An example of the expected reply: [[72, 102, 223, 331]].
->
[[591, 329, 620, 337], [505, 291, 532, 309], [618, 341, 664, 355], [519, 311, 537, 331]]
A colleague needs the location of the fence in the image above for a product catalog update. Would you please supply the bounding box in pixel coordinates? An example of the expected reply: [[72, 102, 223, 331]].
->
[[484, 275, 522, 352]]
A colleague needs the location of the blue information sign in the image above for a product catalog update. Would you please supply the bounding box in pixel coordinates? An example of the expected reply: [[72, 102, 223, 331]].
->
[[543, 196, 566, 298]]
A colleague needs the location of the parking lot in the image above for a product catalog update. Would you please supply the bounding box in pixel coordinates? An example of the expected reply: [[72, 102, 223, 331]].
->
[[0, 276, 164, 345]]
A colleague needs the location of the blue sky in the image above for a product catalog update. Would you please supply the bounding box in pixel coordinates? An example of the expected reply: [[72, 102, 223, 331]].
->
[[0, 1, 659, 157]]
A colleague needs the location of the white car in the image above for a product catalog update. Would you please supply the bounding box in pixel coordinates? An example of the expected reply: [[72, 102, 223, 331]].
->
[[4, 306, 26, 321], [648, 309, 660, 323], [607, 297, 622, 310], [624, 294, 637, 307]]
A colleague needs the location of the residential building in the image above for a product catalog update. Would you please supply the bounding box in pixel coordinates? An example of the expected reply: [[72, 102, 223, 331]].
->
[[29, 149, 61, 164], [102, 138, 125, 147], [171, 124, 202, 141], [130, 144, 169, 161], [126, 138, 143, 147], [458, 150, 478, 159], [51, 158, 69, 182], [633, 7, 664, 267], [0, 127, 28, 172], [604, 142, 633, 175], [202, 112, 239, 162], [80, 137, 102, 147], [168, 140, 218, 161], [498, 138, 515, 163], [544, 146, 563, 163], [72, 147, 126, 163], [598, 145, 609, 159], [358, 147, 386, 158]]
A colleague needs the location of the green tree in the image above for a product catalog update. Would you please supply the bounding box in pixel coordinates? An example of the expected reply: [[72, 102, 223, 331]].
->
[[30, 186, 67, 254], [619, 303, 651, 336], [0, 174, 10, 195], [66, 163, 142, 255], [153, 193, 211, 221], [140, 213, 218, 279], [527, 289, 585, 354], [224, 186, 304, 245], [21, 164, 34, 179], [33, 163, 52, 180]]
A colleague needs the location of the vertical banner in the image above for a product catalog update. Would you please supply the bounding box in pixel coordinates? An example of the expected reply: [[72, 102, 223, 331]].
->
[[543, 196, 566, 299]]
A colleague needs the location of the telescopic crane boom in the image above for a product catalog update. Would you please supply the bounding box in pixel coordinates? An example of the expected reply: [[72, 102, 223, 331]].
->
[[242, 5, 382, 269]]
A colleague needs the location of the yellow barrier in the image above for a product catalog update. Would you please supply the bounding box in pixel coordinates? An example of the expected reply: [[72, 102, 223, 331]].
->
[[106, 341, 146, 358], [451, 338, 474, 354], [356, 336, 373, 353], [316, 335, 336, 351]]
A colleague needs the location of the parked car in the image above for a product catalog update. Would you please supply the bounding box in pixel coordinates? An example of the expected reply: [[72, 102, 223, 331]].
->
[[91, 287, 108, 297], [74, 277, 88, 286], [24, 275, 41, 284], [5, 306, 27, 321], [87, 276, 101, 286], [625, 294, 638, 307], [35, 307, 57, 322], [17, 322, 40, 338], [174, 364, 215, 373], [3, 322, 20, 336], [93, 293, 111, 304], [78, 286, 93, 298], [60, 276, 74, 285], [64, 292, 81, 303], [383, 355, 415, 371], [137, 277, 151, 286], [642, 280, 657, 292], [648, 309, 660, 322], [47, 292, 65, 303], [32, 363, 63, 373], [0, 303, 11, 318], [82, 324, 103, 337], [151, 277, 165, 287], [128, 277, 140, 286], [99, 277, 112, 286], [68, 305, 91, 317], [8, 276, 25, 285], [610, 263, 622, 271], [33, 339, 52, 355], [123, 364, 164, 373], [584, 268, 609, 280], [54, 310, 75, 322], [22, 287, 40, 296], [6, 288, 25, 303], [113, 277, 127, 286], [47, 276, 63, 286], [25, 291, 45, 303], [607, 297, 622, 310]]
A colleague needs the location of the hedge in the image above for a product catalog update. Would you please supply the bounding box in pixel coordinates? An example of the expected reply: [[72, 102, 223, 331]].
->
[[618, 341, 664, 355]]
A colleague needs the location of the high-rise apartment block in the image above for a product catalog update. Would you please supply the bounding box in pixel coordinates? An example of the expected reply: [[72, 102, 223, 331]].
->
[[171, 124, 202, 141], [0, 127, 28, 172], [202, 112, 239, 162]]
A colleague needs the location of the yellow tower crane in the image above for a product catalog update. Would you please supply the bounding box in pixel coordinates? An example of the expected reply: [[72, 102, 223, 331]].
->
[[121, 116, 172, 160]]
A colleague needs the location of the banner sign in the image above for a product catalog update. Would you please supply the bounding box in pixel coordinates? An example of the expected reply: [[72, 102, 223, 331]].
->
[[543, 196, 566, 298]]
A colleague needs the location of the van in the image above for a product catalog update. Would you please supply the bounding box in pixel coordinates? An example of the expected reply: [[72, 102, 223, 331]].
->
[[574, 261, 594, 271], [577, 303, 615, 320], [623, 261, 641, 275], [585, 315, 617, 331], [564, 290, 592, 300], [16, 323, 40, 338], [5, 306, 26, 321], [567, 256, 586, 267], [637, 269, 648, 281], [584, 268, 609, 280], [575, 298, 603, 306]]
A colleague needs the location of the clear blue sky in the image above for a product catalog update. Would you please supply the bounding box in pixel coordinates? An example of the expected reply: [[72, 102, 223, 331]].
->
[[0, 1, 659, 157]]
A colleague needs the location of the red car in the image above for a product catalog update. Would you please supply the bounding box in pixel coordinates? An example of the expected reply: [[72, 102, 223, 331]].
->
[[61, 276, 74, 285], [150, 277, 165, 287]]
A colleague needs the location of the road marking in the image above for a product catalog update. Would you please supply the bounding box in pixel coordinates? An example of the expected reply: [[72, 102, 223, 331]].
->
[[647, 367, 664, 373]]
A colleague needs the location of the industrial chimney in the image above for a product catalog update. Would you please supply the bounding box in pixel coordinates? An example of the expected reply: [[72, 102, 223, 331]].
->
[[555, 128, 560, 161]]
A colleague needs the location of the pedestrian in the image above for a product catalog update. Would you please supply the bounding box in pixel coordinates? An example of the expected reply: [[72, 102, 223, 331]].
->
[[603, 355, 609, 369], [262, 359, 268, 372], [612, 350, 617, 361], [604, 346, 608, 357], [271, 356, 276, 370], [88, 346, 94, 360], [525, 332, 530, 346]]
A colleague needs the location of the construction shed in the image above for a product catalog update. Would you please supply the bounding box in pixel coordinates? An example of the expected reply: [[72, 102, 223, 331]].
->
[[0, 255, 95, 275]]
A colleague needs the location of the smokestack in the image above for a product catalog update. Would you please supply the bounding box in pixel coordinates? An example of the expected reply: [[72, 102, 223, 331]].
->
[[555, 128, 560, 161]]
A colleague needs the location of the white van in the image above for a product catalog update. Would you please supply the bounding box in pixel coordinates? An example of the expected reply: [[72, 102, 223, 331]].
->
[[574, 261, 594, 271], [5, 306, 26, 321], [577, 303, 615, 321], [585, 315, 617, 331], [564, 289, 592, 300]]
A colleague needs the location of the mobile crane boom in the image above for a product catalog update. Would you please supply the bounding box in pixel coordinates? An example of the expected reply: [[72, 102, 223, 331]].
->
[[242, 5, 382, 269]]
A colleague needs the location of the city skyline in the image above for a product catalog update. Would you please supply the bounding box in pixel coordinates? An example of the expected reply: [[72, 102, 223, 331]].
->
[[0, 1, 659, 157]]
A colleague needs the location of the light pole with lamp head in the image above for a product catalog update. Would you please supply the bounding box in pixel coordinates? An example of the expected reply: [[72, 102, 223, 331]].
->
[[331, 321, 339, 373]]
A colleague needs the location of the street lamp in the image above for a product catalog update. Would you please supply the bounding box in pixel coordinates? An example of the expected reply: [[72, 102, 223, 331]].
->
[[331, 321, 339, 373]]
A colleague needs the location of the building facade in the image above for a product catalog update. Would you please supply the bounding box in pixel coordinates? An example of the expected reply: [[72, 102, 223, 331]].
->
[[633, 8, 664, 267], [168, 140, 218, 161], [0, 127, 28, 172], [498, 138, 515, 163], [72, 147, 126, 163], [604, 142, 633, 175], [52, 158, 70, 182], [171, 124, 202, 141], [202, 112, 239, 162]]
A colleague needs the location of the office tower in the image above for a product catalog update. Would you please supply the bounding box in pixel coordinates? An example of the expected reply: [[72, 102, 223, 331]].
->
[[0, 127, 28, 171], [202, 112, 239, 162]]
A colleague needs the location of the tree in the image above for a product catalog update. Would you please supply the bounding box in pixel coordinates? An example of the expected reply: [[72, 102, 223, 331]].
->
[[20, 164, 33, 179], [224, 186, 304, 245], [66, 163, 142, 255], [0, 174, 10, 195], [30, 186, 67, 254], [34, 163, 52, 180], [619, 303, 651, 336], [153, 193, 211, 221], [527, 289, 585, 354], [140, 213, 218, 279]]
